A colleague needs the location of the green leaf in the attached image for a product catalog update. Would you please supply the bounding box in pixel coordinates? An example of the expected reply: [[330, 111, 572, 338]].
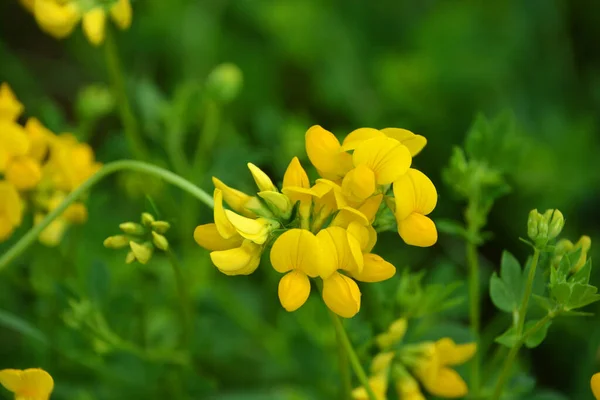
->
[[532, 295, 555, 312], [495, 325, 519, 348], [566, 283, 600, 310], [490, 273, 515, 313], [0, 309, 48, 345], [571, 259, 592, 285], [550, 282, 572, 305], [524, 319, 552, 348], [501, 251, 523, 297], [436, 218, 468, 238]]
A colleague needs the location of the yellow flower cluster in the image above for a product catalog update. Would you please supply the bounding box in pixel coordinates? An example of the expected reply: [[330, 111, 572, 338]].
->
[[0, 83, 100, 245], [353, 318, 476, 399], [0, 368, 53, 400], [194, 125, 438, 318], [20, 0, 132, 46]]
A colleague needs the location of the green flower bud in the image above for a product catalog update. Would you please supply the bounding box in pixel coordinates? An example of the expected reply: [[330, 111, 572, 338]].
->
[[103, 235, 130, 249], [205, 63, 243, 104], [548, 210, 565, 240], [76, 84, 115, 121], [119, 222, 145, 235], [528, 208, 564, 248], [129, 241, 154, 264], [125, 251, 136, 264], [151, 231, 169, 251], [527, 209, 540, 240], [572, 235, 592, 273], [151, 220, 171, 234], [141, 212, 155, 227], [258, 191, 293, 220]]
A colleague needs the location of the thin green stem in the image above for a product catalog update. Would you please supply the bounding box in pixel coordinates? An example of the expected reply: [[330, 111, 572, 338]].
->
[[491, 250, 543, 400], [334, 321, 352, 399], [104, 29, 150, 160], [0, 160, 213, 272], [167, 249, 193, 349], [467, 238, 481, 393], [330, 313, 376, 400], [191, 100, 220, 179]]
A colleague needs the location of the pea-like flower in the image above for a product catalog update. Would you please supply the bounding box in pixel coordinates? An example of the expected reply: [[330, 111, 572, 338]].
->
[[0, 181, 23, 242], [0, 368, 54, 400]]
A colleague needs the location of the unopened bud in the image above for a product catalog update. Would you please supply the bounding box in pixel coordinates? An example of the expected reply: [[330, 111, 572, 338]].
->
[[247, 163, 277, 192], [141, 212, 155, 226], [129, 241, 154, 264], [103, 235, 130, 249], [573, 235, 592, 273], [548, 210, 565, 240], [151, 231, 169, 251], [125, 251, 136, 264], [527, 209, 540, 240], [388, 318, 408, 342], [206, 63, 243, 104], [151, 220, 171, 233], [528, 208, 564, 248], [119, 222, 145, 235], [258, 191, 292, 219]]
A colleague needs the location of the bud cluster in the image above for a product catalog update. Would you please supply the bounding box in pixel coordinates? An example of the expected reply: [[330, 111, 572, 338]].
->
[[527, 209, 565, 249], [103, 212, 171, 264]]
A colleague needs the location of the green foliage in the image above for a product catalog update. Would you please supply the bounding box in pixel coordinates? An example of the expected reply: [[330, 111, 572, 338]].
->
[[490, 251, 524, 314]]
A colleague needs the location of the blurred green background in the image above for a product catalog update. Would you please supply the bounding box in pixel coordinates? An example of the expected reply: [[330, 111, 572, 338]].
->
[[1, 1, 600, 399]]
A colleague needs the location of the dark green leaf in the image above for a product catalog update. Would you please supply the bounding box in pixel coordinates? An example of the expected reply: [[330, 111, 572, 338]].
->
[[501, 251, 523, 297], [495, 325, 519, 348], [524, 319, 552, 348], [490, 273, 515, 313]]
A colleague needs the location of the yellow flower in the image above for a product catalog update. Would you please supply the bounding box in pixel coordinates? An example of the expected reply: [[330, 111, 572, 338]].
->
[[0, 368, 54, 400], [412, 338, 476, 398], [0, 181, 23, 242], [393, 168, 438, 247], [0, 120, 30, 172], [395, 373, 426, 400], [375, 318, 408, 350], [351, 373, 388, 400], [24, 118, 56, 163], [305, 125, 353, 181], [5, 157, 42, 190], [29, 0, 132, 46], [247, 162, 277, 192], [34, 192, 88, 247], [341, 127, 427, 156], [45, 134, 101, 192], [270, 229, 323, 311], [0, 83, 24, 121], [281, 157, 312, 229], [212, 177, 257, 218], [591, 372, 600, 400]]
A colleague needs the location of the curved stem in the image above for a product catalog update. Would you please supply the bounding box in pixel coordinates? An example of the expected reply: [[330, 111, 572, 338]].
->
[[0, 160, 213, 272], [330, 312, 376, 400], [490, 249, 543, 400]]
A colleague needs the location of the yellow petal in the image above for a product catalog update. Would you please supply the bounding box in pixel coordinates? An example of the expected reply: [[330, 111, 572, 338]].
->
[[0, 181, 23, 242], [341, 165, 376, 202], [213, 189, 238, 239], [258, 191, 292, 216], [396, 374, 425, 400], [0, 368, 54, 398], [316, 226, 363, 274], [331, 206, 369, 229], [225, 211, 272, 245], [193, 223, 243, 251], [341, 127, 385, 151], [434, 338, 476, 366], [247, 162, 277, 192], [346, 221, 372, 252], [370, 351, 395, 374], [0, 121, 31, 164], [25, 118, 55, 162], [305, 125, 352, 180], [591, 373, 600, 400], [351, 253, 396, 283], [283, 156, 309, 189], [270, 228, 322, 277], [212, 177, 256, 217], [278, 270, 311, 311], [210, 240, 262, 275], [421, 367, 468, 398], [83, 8, 106, 46], [351, 373, 388, 400], [0, 83, 24, 121], [393, 168, 437, 220], [358, 194, 383, 224], [353, 136, 411, 184], [20, 0, 35, 13], [63, 203, 88, 223], [398, 213, 438, 247], [380, 127, 427, 156], [110, 0, 132, 30], [313, 179, 347, 211], [33, 0, 80, 39], [322, 272, 361, 318], [5, 157, 42, 190]]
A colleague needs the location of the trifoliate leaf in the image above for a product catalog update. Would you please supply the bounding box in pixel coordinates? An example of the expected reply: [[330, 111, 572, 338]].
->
[[524, 319, 552, 348], [495, 325, 518, 348]]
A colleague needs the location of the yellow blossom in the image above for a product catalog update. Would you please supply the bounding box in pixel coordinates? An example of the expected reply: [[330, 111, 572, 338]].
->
[[247, 162, 277, 192], [592, 372, 600, 400], [281, 157, 313, 228], [210, 239, 262, 276], [305, 125, 353, 181], [45, 134, 101, 192], [0, 368, 54, 400], [395, 373, 426, 400], [0, 83, 24, 121], [0, 181, 24, 242], [351, 373, 388, 400], [341, 127, 427, 157], [393, 168, 438, 247], [24, 118, 56, 162], [0, 120, 30, 172], [5, 157, 42, 190]]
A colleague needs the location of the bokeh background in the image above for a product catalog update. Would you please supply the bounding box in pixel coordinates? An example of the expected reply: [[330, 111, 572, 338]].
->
[[1, 1, 600, 399]]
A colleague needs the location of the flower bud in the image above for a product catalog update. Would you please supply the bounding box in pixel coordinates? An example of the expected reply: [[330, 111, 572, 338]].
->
[[205, 63, 243, 104], [125, 251, 136, 264], [258, 191, 292, 219], [129, 241, 154, 264], [527, 209, 540, 240], [76, 84, 115, 121], [141, 212, 155, 226], [151, 220, 170, 233], [103, 235, 130, 249], [119, 222, 145, 235], [572, 235, 592, 273], [151, 231, 169, 251], [548, 210, 565, 240], [528, 208, 564, 248]]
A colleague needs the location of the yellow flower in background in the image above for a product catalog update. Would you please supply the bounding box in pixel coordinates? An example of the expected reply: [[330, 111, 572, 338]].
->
[[412, 338, 476, 398], [0, 181, 24, 242], [395, 373, 426, 400], [352, 352, 395, 400], [0, 368, 54, 400], [393, 168, 438, 247], [591, 372, 600, 400], [0, 83, 24, 121], [45, 134, 101, 192], [24, 0, 132, 46]]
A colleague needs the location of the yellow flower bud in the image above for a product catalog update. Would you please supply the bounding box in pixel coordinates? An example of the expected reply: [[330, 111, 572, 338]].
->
[[205, 63, 243, 104], [247, 163, 277, 192], [110, 0, 132, 30], [151, 220, 171, 233], [125, 251, 136, 264], [258, 191, 292, 219], [129, 241, 153, 264], [103, 235, 130, 249], [141, 212, 155, 226], [119, 222, 145, 235], [151, 231, 169, 251], [82, 8, 106, 46]]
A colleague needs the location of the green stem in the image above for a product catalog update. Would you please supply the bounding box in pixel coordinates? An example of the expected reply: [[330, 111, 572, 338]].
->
[[191, 100, 220, 179], [104, 29, 150, 160], [334, 321, 352, 399], [330, 312, 376, 400], [467, 235, 481, 393], [0, 160, 213, 272], [167, 249, 193, 349], [516, 249, 540, 333], [491, 314, 553, 400]]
